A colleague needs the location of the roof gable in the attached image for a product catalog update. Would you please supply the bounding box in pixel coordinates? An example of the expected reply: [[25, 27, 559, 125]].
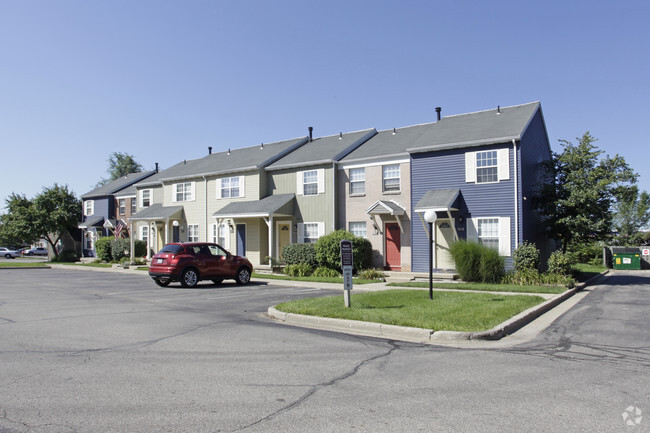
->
[[81, 171, 156, 199]]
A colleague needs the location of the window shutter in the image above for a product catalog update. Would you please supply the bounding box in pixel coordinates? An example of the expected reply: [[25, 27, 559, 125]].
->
[[498, 148, 510, 181], [238, 176, 245, 198], [297, 223, 304, 243], [317, 169, 325, 194], [466, 218, 478, 242], [465, 152, 476, 183], [317, 222, 325, 238], [296, 171, 303, 196], [172, 184, 178, 202], [499, 217, 511, 256], [190, 182, 195, 201], [216, 178, 222, 199]]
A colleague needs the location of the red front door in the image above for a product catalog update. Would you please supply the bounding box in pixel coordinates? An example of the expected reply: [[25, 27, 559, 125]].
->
[[385, 223, 401, 270]]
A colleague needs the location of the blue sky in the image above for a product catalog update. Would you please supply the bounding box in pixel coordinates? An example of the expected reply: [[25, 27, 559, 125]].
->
[[1, 1, 648, 209]]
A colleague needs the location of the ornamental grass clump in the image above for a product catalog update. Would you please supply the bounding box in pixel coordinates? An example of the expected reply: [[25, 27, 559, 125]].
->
[[449, 240, 504, 283]]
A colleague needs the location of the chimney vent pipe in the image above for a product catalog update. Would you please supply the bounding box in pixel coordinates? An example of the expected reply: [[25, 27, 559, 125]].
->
[[308, 126, 313, 141], [208, 146, 212, 154], [155, 162, 159, 173], [435, 107, 442, 121]]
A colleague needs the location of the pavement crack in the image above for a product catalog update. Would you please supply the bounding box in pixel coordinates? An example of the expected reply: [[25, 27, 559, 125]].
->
[[235, 341, 400, 432]]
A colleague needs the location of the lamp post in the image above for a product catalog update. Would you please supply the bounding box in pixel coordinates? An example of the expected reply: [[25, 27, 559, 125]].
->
[[423, 210, 438, 300]]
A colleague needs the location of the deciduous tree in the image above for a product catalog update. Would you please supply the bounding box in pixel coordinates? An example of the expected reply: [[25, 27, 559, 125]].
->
[[537, 132, 637, 251]]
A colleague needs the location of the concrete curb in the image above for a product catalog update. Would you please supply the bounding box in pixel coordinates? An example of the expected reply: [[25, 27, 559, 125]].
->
[[267, 270, 610, 344], [0, 265, 51, 270]]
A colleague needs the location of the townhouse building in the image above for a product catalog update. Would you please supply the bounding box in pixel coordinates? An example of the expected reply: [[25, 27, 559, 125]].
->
[[117, 101, 553, 273], [78, 170, 156, 257]]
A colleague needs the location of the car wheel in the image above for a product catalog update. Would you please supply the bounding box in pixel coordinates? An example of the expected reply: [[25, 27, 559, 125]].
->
[[4, 254, 11, 259], [154, 278, 171, 287], [180, 268, 199, 288], [212, 279, 223, 285], [235, 267, 251, 285]]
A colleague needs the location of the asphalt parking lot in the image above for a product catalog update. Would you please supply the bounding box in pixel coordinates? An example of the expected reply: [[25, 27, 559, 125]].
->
[[1, 268, 648, 432]]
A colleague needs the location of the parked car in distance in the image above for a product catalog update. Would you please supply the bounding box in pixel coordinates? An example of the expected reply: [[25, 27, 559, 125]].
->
[[148, 242, 253, 288], [0, 247, 20, 259], [23, 247, 48, 256]]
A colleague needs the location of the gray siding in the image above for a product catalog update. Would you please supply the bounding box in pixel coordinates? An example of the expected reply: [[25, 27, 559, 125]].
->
[[411, 145, 516, 272]]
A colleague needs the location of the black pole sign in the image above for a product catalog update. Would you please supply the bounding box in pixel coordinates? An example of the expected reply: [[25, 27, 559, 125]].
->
[[340, 240, 353, 307]]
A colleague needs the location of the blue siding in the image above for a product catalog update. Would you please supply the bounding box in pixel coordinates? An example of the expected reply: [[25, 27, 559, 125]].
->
[[411, 145, 516, 272], [519, 109, 555, 263]]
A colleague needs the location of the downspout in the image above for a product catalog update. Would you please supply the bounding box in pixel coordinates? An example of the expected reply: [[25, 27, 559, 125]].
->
[[332, 162, 337, 232], [513, 139, 519, 248], [203, 176, 208, 242]]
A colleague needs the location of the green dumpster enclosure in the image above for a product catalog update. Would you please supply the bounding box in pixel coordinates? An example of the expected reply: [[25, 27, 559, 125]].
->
[[612, 248, 642, 270]]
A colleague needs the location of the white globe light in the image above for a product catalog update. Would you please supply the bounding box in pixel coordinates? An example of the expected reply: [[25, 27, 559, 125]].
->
[[424, 209, 438, 223]]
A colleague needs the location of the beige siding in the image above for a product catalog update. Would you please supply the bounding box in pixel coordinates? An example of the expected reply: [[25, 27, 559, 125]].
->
[[338, 161, 412, 271]]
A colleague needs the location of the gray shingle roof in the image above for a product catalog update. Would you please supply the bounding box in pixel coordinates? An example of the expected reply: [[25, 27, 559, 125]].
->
[[414, 189, 461, 212], [407, 102, 541, 153], [137, 137, 309, 186], [78, 215, 104, 228], [212, 194, 295, 218], [366, 200, 406, 215], [81, 171, 157, 199], [130, 204, 184, 221], [266, 129, 377, 170], [341, 123, 435, 163]]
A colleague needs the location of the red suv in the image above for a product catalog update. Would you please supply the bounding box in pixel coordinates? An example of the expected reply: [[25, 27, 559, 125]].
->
[[148, 243, 253, 288]]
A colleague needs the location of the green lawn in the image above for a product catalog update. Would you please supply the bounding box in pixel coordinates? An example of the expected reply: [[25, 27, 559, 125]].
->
[[252, 273, 379, 285], [275, 289, 545, 332], [0, 261, 49, 267], [573, 263, 607, 282], [386, 281, 567, 294]]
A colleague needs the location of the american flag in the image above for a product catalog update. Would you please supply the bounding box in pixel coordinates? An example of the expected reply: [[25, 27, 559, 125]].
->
[[115, 220, 125, 238]]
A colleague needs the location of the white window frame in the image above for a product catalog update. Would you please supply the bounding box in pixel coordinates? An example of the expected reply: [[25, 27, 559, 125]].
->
[[465, 149, 510, 183], [84, 200, 94, 216], [296, 169, 325, 196], [297, 222, 325, 243], [467, 217, 511, 256], [174, 182, 195, 202], [349, 221, 367, 238], [216, 176, 245, 199], [118, 198, 126, 215], [131, 197, 137, 214], [382, 164, 400, 192], [349, 168, 365, 195], [140, 225, 149, 243], [188, 224, 199, 242], [140, 189, 152, 208]]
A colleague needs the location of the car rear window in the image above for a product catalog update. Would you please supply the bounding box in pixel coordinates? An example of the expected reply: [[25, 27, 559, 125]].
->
[[158, 245, 185, 254]]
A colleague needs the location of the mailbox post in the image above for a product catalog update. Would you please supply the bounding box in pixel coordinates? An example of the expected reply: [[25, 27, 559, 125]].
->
[[340, 240, 353, 308]]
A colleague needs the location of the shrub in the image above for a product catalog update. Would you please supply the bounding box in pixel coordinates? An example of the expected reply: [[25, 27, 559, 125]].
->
[[512, 241, 540, 272], [284, 263, 313, 277], [449, 240, 504, 283], [479, 247, 505, 283], [448, 241, 482, 282], [312, 266, 340, 278], [547, 250, 573, 276], [357, 268, 386, 281], [95, 237, 112, 262], [111, 238, 132, 261], [502, 269, 574, 287], [314, 230, 372, 272], [282, 243, 317, 267], [50, 250, 79, 263], [133, 240, 147, 258], [567, 243, 602, 264]]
